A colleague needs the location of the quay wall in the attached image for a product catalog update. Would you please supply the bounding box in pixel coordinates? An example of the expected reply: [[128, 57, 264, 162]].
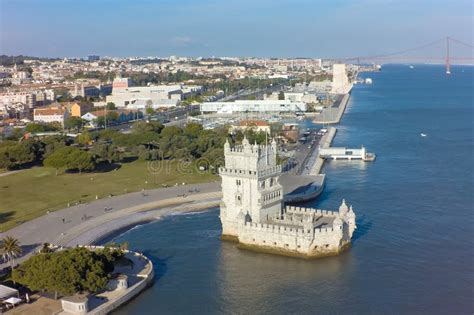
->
[[88, 249, 155, 315]]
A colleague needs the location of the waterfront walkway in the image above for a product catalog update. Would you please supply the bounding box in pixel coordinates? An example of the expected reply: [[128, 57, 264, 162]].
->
[[0, 181, 221, 270]]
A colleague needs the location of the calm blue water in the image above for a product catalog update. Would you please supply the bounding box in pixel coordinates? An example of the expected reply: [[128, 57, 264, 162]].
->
[[112, 65, 474, 315]]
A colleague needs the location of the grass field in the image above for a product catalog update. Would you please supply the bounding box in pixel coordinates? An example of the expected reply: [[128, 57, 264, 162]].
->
[[0, 159, 217, 231]]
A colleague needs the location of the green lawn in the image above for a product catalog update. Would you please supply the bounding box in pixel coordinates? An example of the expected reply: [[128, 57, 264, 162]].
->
[[0, 159, 217, 231]]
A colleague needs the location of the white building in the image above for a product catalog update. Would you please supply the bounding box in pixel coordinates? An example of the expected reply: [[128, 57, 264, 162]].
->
[[34, 107, 69, 125], [106, 78, 202, 109], [0, 92, 36, 109], [219, 138, 356, 257], [284, 92, 318, 103], [106, 85, 181, 108], [200, 100, 306, 114]]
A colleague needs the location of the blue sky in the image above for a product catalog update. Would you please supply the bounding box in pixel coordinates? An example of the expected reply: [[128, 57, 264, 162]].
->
[[0, 0, 472, 58]]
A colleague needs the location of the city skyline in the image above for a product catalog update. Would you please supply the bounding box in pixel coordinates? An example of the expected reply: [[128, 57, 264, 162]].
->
[[1, 0, 473, 59]]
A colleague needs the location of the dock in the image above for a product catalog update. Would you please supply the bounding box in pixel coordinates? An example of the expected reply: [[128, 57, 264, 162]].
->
[[319, 146, 376, 161]]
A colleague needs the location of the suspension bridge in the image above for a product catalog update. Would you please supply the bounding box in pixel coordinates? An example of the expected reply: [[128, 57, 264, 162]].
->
[[338, 36, 474, 74]]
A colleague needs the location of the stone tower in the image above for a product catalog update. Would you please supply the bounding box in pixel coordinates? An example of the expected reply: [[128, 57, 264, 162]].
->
[[219, 137, 283, 238]]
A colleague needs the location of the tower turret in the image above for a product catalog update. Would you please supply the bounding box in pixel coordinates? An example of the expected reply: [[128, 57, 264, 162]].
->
[[224, 138, 230, 153], [346, 205, 356, 237], [339, 199, 349, 217]]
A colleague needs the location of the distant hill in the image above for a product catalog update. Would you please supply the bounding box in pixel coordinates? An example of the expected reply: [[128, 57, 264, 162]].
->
[[0, 55, 60, 66]]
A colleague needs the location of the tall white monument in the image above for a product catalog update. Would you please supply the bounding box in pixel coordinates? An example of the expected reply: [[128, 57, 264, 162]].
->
[[331, 64, 352, 94]]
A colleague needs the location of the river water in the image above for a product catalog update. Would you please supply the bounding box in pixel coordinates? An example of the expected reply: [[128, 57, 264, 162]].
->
[[111, 64, 474, 314]]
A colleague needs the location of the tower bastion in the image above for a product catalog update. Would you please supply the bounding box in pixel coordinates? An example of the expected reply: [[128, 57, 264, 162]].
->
[[219, 137, 356, 258]]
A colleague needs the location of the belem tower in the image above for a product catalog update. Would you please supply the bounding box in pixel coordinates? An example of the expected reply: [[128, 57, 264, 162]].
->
[[219, 137, 357, 258]]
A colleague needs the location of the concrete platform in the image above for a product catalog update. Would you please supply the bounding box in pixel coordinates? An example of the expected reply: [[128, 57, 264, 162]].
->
[[281, 174, 325, 203]]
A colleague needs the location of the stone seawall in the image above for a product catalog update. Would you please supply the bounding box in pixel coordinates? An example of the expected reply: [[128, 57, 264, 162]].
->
[[88, 249, 155, 315]]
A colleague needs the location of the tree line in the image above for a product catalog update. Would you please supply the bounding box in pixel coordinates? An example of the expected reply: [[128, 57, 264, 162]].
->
[[0, 121, 234, 173]]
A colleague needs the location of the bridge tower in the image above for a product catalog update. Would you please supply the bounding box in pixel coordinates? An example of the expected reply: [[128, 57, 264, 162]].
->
[[446, 36, 451, 75]]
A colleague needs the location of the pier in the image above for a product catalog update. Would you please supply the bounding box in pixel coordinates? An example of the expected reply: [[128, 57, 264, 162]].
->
[[319, 146, 376, 161]]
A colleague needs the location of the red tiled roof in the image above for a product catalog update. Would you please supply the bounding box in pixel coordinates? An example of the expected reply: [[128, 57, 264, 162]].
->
[[34, 108, 67, 116], [239, 120, 269, 127]]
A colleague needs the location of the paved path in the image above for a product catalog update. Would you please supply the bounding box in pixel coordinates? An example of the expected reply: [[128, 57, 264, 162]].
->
[[0, 169, 24, 177], [0, 181, 221, 270]]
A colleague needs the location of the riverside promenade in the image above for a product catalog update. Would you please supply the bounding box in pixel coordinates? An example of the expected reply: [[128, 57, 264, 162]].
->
[[313, 93, 350, 124], [0, 181, 221, 270]]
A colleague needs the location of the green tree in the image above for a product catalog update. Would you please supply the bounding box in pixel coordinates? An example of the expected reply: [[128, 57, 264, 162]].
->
[[145, 107, 155, 115], [64, 117, 85, 131], [69, 148, 95, 172], [106, 102, 116, 110], [91, 143, 121, 164], [202, 147, 224, 171], [278, 91, 285, 100], [44, 146, 95, 173], [42, 136, 68, 158], [12, 247, 120, 299], [43, 147, 67, 174], [77, 131, 92, 146], [25, 122, 60, 133], [0, 140, 37, 169], [0, 236, 22, 269], [132, 121, 164, 134], [183, 122, 203, 138]]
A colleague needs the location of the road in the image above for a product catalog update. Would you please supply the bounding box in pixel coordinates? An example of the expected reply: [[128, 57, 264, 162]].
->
[[282, 128, 324, 175], [100, 104, 198, 133]]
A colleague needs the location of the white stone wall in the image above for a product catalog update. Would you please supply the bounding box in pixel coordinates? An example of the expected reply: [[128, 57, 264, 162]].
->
[[236, 208, 353, 256]]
